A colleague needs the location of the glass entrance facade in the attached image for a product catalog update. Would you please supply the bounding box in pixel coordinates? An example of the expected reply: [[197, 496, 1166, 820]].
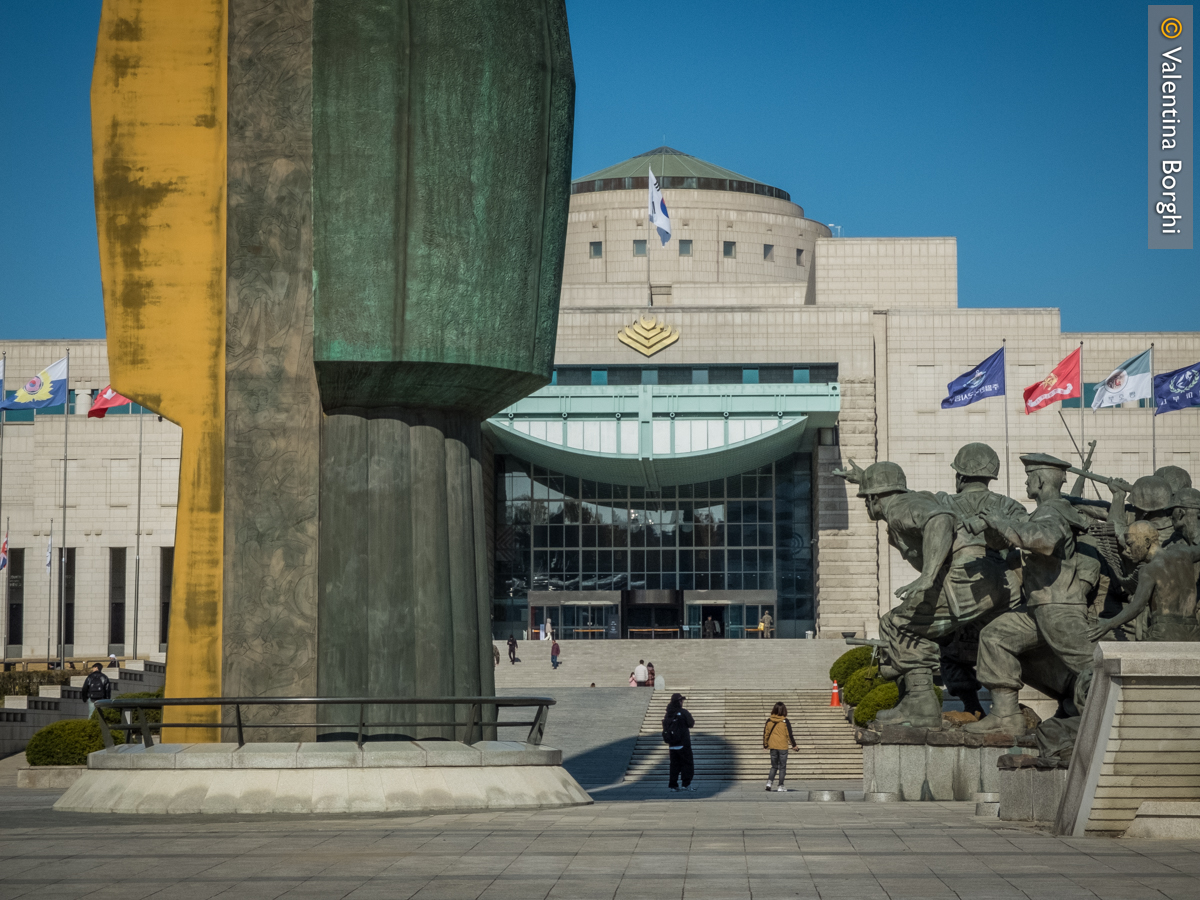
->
[[492, 451, 814, 638]]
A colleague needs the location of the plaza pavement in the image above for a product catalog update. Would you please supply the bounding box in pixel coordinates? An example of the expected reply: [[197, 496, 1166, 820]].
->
[[3, 779, 1200, 899]]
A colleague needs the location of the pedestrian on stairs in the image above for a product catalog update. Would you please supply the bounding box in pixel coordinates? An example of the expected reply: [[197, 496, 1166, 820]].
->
[[551, 638, 561, 669], [507, 635, 518, 665], [663, 693, 696, 792], [763, 702, 799, 792], [633, 660, 648, 686], [82, 663, 112, 719]]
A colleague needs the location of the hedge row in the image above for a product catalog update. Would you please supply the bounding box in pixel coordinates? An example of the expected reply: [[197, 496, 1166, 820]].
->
[[25, 687, 164, 767], [0, 670, 71, 697], [828, 646, 874, 686]]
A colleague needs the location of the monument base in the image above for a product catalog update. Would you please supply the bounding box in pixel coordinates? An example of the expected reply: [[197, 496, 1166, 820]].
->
[[54, 741, 592, 815], [997, 754, 1068, 823]]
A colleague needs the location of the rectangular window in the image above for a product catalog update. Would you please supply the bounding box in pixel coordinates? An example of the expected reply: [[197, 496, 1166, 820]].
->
[[1, 393, 34, 422], [742, 369, 760, 385], [723, 241, 736, 258], [709, 367, 741, 385], [590, 369, 608, 386], [589, 241, 603, 259], [763, 244, 774, 261], [760, 367, 792, 384], [1062, 383, 1100, 409], [6, 548, 24, 648], [556, 367, 591, 386], [793, 368, 810, 384], [658, 367, 692, 385], [678, 239, 692, 256], [641, 369, 659, 385], [57, 548, 76, 648], [633, 240, 647, 257], [160, 547, 174, 647], [796, 248, 804, 265], [691, 368, 709, 385], [109, 547, 127, 646], [607, 367, 640, 386]]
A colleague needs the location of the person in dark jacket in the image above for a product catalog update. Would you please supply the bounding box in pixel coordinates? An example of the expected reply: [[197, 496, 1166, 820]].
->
[[550, 639, 561, 669], [81, 663, 111, 718], [763, 701, 800, 791], [507, 635, 518, 665], [663, 693, 696, 792]]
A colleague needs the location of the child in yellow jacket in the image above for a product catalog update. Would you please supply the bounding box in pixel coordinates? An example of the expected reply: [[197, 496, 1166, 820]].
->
[[763, 702, 799, 791]]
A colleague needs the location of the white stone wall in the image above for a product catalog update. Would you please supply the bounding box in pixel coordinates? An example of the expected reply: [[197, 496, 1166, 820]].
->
[[1, 339, 181, 659], [815, 237, 958, 308]]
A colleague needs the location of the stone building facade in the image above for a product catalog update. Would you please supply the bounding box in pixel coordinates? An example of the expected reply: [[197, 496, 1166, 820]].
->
[[3, 146, 1198, 658]]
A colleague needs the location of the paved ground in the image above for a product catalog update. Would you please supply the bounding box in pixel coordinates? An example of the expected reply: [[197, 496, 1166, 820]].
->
[[498, 687, 651, 788], [3, 784, 1200, 899]]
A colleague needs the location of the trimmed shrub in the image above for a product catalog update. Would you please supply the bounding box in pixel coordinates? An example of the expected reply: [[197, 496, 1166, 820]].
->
[[829, 646, 874, 686], [96, 688, 165, 727], [843, 665, 884, 707], [0, 670, 70, 697], [25, 717, 125, 766], [853, 682, 945, 726]]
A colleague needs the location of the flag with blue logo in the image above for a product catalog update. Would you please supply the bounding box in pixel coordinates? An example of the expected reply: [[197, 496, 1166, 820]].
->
[[941, 347, 1006, 409], [1092, 349, 1152, 409], [0, 357, 68, 411], [1154, 360, 1200, 415], [648, 167, 671, 245]]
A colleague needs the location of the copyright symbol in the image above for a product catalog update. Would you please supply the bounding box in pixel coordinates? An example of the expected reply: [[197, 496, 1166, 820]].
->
[[1161, 18, 1183, 39]]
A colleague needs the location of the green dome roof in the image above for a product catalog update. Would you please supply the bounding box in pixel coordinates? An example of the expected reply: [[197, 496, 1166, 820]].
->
[[572, 147, 791, 202]]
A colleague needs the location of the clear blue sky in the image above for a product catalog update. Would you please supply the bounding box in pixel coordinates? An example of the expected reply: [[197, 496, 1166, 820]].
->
[[1, 0, 1196, 340]]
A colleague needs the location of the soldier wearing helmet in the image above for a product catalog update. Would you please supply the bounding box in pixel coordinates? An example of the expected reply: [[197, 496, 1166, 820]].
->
[[966, 454, 1100, 735], [1172, 487, 1200, 547], [926, 443, 1028, 720], [1108, 474, 1176, 550], [1156, 465, 1192, 496], [834, 457, 1012, 730]]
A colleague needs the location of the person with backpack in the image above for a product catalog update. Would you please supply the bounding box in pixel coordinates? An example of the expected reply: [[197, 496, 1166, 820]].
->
[[662, 693, 696, 792], [763, 701, 799, 792], [81, 663, 112, 718]]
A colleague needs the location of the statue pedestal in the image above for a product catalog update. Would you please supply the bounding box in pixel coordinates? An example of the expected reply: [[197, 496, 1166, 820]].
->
[[54, 742, 591, 815], [996, 754, 1068, 823]]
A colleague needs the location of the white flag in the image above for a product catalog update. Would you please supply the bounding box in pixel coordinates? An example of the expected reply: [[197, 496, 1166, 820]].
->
[[1092, 349, 1153, 409], [648, 167, 671, 245]]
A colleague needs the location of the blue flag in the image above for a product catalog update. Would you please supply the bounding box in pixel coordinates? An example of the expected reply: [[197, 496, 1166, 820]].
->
[[942, 347, 1006, 409], [1154, 360, 1200, 416], [0, 357, 68, 411]]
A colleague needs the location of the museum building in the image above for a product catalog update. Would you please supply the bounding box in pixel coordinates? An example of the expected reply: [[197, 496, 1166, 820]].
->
[[2, 146, 1199, 659]]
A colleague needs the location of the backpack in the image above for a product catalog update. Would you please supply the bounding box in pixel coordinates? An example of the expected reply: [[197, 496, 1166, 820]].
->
[[661, 711, 686, 746]]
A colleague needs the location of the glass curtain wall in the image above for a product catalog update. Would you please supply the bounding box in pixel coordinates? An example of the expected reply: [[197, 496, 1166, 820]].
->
[[493, 452, 813, 636]]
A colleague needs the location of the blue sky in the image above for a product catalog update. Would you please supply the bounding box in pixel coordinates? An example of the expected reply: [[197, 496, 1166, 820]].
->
[[1, 1, 1195, 339]]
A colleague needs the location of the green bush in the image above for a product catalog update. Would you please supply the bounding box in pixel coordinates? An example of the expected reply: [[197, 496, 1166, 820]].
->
[[0, 670, 70, 697], [853, 682, 945, 726], [829, 646, 874, 686], [843, 665, 884, 707], [96, 688, 165, 727], [25, 717, 125, 766]]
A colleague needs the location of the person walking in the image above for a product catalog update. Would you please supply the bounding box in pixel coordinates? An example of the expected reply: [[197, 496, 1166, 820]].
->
[[493, 643, 500, 668], [81, 663, 112, 719], [633, 659, 649, 686], [760, 610, 774, 638], [703, 616, 716, 639], [663, 693, 696, 792], [551, 638, 561, 669], [763, 701, 799, 791], [646, 661, 656, 685], [507, 634, 518, 665]]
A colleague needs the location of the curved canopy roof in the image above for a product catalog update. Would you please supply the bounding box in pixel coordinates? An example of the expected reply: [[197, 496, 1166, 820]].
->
[[572, 147, 791, 202]]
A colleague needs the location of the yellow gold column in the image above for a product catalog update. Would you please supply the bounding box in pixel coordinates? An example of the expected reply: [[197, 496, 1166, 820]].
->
[[91, 0, 227, 740]]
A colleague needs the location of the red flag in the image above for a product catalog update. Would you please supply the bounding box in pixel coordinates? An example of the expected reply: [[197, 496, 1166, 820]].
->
[[88, 385, 132, 418], [1023, 348, 1081, 414]]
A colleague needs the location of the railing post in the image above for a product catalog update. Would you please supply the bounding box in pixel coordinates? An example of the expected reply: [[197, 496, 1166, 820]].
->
[[235, 703, 245, 747], [97, 706, 115, 749], [357, 703, 365, 749], [463, 703, 479, 745], [527, 703, 548, 746], [136, 706, 154, 747]]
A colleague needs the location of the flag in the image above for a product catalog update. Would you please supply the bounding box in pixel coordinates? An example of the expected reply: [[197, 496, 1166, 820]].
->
[[1023, 347, 1081, 414], [0, 530, 7, 572], [1154, 360, 1200, 416], [89, 385, 132, 418], [1092, 349, 1152, 409], [0, 357, 68, 411], [648, 167, 671, 245], [941, 347, 1006, 409]]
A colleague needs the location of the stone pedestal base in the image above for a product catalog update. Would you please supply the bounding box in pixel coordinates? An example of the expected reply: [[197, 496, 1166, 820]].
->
[[858, 727, 1036, 801], [998, 763, 1067, 823], [1124, 802, 1200, 839], [53, 741, 591, 815]]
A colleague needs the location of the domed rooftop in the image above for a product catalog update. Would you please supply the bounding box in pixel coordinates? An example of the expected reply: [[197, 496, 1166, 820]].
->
[[572, 147, 790, 202]]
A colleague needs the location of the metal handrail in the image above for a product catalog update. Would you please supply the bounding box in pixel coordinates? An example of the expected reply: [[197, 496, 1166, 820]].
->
[[93, 696, 554, 751]]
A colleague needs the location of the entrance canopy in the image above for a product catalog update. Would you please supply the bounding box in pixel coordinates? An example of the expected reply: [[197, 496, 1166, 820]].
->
[[485, 383, 839, 489]]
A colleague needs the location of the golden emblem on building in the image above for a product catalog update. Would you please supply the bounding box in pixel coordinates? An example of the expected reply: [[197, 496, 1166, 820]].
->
[[617, 314, 680, 357]]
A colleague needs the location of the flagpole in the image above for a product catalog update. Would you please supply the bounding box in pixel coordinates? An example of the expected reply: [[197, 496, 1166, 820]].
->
[[1, 518, 8, 660], [132, 404, 144, 659], [0, 351, 6, 660], [1002, 339, 1011, 497], [1078, 341, 1084, 471], [46, 518, 52, 664], [1150, 342, 1157, 469], [58, 349, 69, 668]]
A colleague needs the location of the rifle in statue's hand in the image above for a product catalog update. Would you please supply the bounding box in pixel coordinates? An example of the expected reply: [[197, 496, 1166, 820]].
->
[[1069, 440, 1096, 497]]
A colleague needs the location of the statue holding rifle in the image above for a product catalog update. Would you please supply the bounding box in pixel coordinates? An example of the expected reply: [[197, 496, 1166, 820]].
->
[[834, 447, 1014, 730]]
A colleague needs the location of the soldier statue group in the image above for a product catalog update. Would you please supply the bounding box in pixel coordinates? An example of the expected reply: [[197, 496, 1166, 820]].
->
[[834, 445, 1200, 747]]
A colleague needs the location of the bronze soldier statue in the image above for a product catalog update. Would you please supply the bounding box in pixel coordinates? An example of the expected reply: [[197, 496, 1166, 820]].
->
[[1088, 520, 1200, 642], [1156, 465, 1193, 495], [1172, 487, 1200, 546], [1108, 474, 1176, 549], [966, 454, 1100, 735], [833, 456, 1010, 729]]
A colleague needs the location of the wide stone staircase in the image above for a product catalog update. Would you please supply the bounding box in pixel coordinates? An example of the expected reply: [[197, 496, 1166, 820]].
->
[[624, 689, 861, 783]]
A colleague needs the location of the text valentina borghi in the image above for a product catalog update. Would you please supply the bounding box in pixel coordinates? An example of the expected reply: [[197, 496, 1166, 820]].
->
[[1159, 45, 1185, 234]]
